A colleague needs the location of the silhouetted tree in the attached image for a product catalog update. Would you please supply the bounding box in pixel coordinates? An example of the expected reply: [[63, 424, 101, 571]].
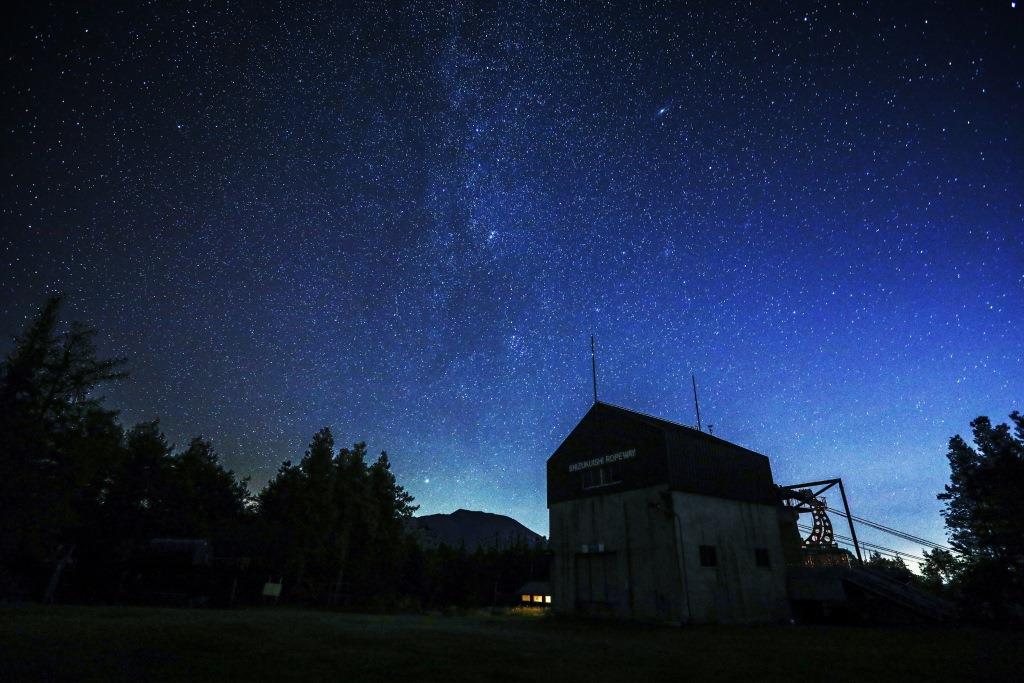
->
[[360, 451, 417, 597], [405, 537, 550, 609], [4, 295, 513, 610], [864, 551, 915, 583], [937, 411, 1024, 621], [326, 437, 362, 602], [66, 426, 251, 603], [257, 430, 417, 604], [165, 437, 251, 538], [920, 548, 961, 591], [103, 421, 176, 542], [0, 296, 126, 596]]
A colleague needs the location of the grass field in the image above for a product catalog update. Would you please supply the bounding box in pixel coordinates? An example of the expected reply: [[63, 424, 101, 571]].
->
[[1, 605, 1020, 682]]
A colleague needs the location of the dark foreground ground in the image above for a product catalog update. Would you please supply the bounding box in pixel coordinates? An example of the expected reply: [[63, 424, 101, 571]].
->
[[1, 605, 1020, 682]]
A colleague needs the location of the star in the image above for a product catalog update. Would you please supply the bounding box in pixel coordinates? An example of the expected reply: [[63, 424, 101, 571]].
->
[[1, 1, 1018, 548]]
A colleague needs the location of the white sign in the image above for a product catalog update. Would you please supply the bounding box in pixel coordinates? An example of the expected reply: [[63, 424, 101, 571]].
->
[[568, 448, 636, 472]]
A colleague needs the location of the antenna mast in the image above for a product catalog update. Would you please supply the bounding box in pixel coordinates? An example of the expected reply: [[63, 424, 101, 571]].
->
[[691, 374, 703, 432], [590, 335, 599, 404]]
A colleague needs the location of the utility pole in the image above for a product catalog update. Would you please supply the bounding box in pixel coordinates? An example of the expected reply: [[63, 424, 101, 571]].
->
[[591, 334, 599, 404], [691, 374, 703, 432]]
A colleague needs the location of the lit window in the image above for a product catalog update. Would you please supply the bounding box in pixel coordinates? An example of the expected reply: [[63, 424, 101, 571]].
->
[[532, 595, 543, 603], [544, 595, 551, 604], [521, 594, 531, 602]]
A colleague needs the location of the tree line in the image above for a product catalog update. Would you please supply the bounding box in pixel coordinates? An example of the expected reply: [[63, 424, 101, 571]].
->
[[0, 297, 547, 607], [2, 296, 1019, 622]]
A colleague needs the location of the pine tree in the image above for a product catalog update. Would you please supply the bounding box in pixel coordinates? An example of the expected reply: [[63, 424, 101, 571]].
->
[[257, 431, 418, 605], [937, 412, 1024, 619], [0, 296, 126, 595], [166, 437, 250, 537]]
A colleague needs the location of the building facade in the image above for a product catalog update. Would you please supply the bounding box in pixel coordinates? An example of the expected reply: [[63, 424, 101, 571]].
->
[[547, 402, 791, 624]]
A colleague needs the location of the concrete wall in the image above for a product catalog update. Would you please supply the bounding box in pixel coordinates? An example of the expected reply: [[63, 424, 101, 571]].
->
[[550, 487, 790, 624], [550, 485, 684, 622], [671, 491, 791, 624]]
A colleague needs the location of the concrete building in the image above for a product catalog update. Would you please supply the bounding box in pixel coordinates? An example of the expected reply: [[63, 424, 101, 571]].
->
[[547, 402, 791, 624]]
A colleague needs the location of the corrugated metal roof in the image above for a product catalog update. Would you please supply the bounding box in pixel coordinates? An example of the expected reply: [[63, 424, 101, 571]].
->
[[590, 401, 766, 458], [547, 401, 778, 506]]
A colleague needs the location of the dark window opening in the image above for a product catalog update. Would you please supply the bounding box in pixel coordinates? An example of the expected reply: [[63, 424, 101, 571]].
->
[[699, 545, 717, 567], [581, 464, 622, 490], [755, 548, 771, 568]]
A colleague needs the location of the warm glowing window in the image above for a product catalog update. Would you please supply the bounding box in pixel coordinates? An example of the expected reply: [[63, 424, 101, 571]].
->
[[532, 595, 543, 603], [544, 595, 551, 604], [521, 594, 531, 602]]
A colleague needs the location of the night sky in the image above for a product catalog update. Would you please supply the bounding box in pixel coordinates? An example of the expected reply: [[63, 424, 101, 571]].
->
[[2, 2, 1021, 559]]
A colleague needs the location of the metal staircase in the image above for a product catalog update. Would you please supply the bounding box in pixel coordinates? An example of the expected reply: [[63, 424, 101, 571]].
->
[[842, 565, 954, 621]]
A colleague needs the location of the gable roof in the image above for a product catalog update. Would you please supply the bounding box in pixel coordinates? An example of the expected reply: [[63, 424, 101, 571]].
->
[[547, 401, 777, 506], [553, 400, 768, 461]]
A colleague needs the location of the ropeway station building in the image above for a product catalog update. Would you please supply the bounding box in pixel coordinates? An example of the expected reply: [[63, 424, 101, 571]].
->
[[547, 401, 792, 624], [546, 401, 951, 624]]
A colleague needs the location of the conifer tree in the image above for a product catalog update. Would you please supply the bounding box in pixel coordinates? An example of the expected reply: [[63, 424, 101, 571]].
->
[[937, 412, 1024, 619], [0, 296, 126, 593]]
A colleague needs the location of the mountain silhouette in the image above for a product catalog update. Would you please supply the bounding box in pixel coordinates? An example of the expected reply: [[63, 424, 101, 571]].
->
[[410, 509, 545, 550]]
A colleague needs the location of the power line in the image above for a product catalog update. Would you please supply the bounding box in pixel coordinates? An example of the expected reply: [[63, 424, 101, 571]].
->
[[823, 507, 942, 548], [826, 507, 950, 551], [797, 524, 926, 563], [799, 524, 926, 562], [825, 508, 937, 546], [824, 506, 952, 553], [845, 538, 926, 564]]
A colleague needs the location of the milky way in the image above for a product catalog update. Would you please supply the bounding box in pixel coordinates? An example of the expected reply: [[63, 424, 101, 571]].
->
[[2, 2, 1021, 558]]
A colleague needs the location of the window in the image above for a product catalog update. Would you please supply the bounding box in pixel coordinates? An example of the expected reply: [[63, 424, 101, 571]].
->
[[755, 548, 771, 568], [521, 594, 531, 602], [581, 464, 622, 489], [699, 545, 717, 567], [532, 595, 543, 603], [544, 595, 551, 604]]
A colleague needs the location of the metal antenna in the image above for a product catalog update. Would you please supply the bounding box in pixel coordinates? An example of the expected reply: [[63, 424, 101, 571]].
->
[[691, 374, 703, 432], [590, 335, 599, 404]]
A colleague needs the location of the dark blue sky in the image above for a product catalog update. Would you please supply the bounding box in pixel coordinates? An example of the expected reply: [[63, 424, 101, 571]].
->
[[2, 1, 1021, 558]]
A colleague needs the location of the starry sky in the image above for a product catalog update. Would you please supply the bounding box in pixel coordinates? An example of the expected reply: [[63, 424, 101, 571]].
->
[[2, 1, 1021, 559]]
